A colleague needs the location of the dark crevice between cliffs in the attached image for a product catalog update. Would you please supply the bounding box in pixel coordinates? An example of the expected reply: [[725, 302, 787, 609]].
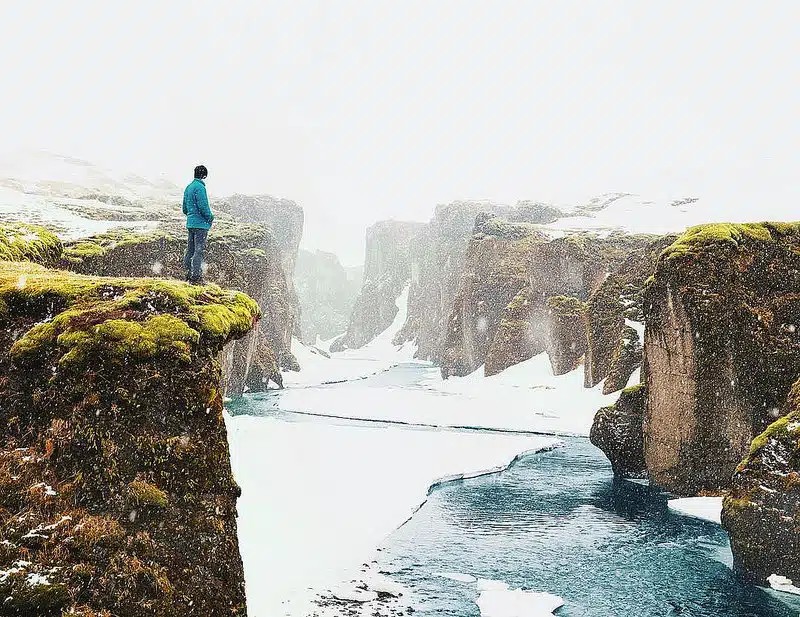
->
[[0, 223, 257, 616]]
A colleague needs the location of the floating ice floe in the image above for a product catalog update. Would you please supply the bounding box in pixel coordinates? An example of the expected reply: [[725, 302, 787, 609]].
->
[[768, 574, 800, 596], [475, 579, 564, 617]]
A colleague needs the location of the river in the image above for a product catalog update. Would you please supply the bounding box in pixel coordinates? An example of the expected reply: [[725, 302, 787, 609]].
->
[[227, 361, 800, 616]]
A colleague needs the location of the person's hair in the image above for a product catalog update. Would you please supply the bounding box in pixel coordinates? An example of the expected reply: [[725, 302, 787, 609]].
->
[[194, 165, 208, 179]]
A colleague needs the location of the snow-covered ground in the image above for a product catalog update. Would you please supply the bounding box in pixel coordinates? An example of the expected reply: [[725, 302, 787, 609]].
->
[[283, 285, 420, 388], [667, 497, 723, 525], [277, 351, 615, 437], [226, 412, 560, 616]]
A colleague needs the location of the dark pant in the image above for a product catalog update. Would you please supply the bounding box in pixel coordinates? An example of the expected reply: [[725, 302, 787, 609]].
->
[[184, 228, 208, 281]]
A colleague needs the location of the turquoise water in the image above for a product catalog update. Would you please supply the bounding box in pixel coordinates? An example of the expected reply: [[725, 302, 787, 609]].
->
[[378, 437, 800, 616], [231, 364, 800, 616]]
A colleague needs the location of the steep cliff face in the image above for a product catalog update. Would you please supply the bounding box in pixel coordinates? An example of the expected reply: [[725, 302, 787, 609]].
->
[[214, 194, 304, 339], [332, 220, 425, 351], [590, 384, 647, 477], [644, 223, 800, 495], [395, 201, 563, 363], [0, 243, 257, 615], [62, 222, 296, 393], [584, 235, 673, 393], [294, 249, 361, 343], [722, 378, 800, 585], [442, 215, 636, 378], [544, 295, 587, 376]]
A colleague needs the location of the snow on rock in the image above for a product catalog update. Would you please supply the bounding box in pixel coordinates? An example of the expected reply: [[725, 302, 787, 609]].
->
[[476, 579, 564, 617], [225, 411, 559, 616], [667, 497, 723, 524]]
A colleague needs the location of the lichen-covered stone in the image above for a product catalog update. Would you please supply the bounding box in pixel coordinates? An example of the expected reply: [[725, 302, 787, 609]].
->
[[544, 295, 587, 376], [0, 259, 257, 616], [0, 222, 63, 266], [63, 222, 294, 392], [590, 383, 647, 477], [722, 378, 800, 584], [644, 221, 800, 495]]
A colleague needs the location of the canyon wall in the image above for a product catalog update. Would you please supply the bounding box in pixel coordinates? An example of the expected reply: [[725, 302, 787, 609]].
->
[[441, 213, 655, 378], [0, 224, 255, 616], [331, 220, 425, 351], [294, 249, 361, 344], [643, 223, 800, 495], [723, 377, 800, 585]]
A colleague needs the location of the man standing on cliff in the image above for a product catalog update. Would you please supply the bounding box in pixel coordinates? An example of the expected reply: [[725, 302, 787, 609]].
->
[[182, 165, 214, 284]]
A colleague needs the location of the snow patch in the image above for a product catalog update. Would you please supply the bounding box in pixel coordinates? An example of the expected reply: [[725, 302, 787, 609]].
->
[[667, 497, 723, 524]]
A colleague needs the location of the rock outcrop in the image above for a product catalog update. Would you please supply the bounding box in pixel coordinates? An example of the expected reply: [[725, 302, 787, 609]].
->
[[294, 249, 361, 343], [442, 214, 646, 378], [0, 229, 257, 615], [584, 235, 674, 393], [395, 201, 563, 363], [590, 384, 647, 477], [644, 223, 800, 495], [214, 194, 304, 277], [332, 220, 425, 351], [722, 378, 800, 585], [544, 296, 588, 376], [62, 222, 296, 393]]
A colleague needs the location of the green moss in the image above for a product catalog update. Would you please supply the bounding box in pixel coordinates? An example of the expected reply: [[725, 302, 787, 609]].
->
[[663, 222, 800, 262], [748, 414, 793, 456], [0, 262, 259, 367], [546, 295, 587, 317], [62, 223, 273, 267], [621, 382, 644, 396], [128, 480, 168, 508], [0, 222, 63, 265]]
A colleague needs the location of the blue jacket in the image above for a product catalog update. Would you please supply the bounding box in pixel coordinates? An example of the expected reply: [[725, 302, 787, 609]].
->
[[182, 178, 214, 230]]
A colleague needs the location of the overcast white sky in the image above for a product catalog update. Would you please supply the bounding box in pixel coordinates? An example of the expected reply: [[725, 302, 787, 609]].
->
[[1, 1, 798, 264]]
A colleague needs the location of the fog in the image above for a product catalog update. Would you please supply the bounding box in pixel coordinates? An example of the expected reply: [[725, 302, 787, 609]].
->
[[1, 1, 798, 263]]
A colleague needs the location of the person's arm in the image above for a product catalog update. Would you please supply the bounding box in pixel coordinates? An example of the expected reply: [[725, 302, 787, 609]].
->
[[196, 184, 214, 224], [182, 191, 188, 215]]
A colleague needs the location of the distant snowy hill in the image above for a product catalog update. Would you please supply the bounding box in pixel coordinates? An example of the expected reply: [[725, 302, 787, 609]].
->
[[0, 150, 180, 200]]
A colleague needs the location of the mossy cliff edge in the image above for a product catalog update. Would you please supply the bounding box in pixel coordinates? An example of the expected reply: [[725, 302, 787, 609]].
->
[[643, 222, 800, 495], [0, 247, 257, 614], [722, 377, 800, 585], [62, 222, 296, 393]]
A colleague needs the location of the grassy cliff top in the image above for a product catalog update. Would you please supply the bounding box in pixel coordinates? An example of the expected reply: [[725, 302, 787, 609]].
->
[[662, 222, 800, 262], [63, 222, 274, 265], [0, 222, 63, 265], [0, 261, 260, 367]]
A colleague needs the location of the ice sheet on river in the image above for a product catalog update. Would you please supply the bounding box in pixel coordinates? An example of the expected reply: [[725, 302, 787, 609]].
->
[[277, 351, 615, 436], [225, 412, 560, 616]]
